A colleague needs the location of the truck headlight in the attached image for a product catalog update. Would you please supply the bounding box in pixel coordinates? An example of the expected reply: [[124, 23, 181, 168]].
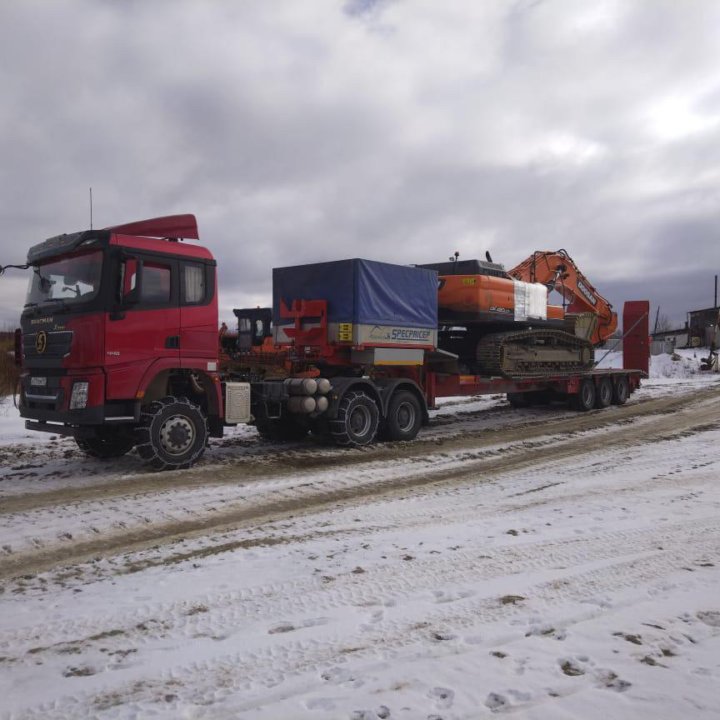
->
[[69, 381, 89, 410]]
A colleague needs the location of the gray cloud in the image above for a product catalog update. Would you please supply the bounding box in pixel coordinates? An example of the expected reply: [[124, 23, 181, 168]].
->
[[1, 0, 719, 332]]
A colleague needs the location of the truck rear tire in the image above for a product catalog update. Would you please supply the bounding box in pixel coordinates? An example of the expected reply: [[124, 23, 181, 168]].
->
[[595, 377, 613, 408], [572, 379, 596, 412], [75, 428, 135, 459], [136, 396, 208, 470], [612, 375, 630, 405], [382, 390, 422, 442], [330, 390, 379, 447]]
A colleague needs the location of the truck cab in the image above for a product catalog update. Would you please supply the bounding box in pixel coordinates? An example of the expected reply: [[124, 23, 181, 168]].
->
[[19, 215, 223, 468]]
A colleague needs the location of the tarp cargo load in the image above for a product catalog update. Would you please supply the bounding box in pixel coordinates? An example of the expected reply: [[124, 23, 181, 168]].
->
[[272, 258, 438, 350]]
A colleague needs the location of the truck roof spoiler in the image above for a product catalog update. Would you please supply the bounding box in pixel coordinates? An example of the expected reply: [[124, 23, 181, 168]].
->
[[105, 214, 199, 240]]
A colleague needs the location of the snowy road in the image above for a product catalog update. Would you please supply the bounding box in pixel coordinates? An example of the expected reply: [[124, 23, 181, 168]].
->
[[1, 367, 720, 719]]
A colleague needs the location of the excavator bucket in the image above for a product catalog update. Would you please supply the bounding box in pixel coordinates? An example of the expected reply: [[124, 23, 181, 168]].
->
[[565, 313, 598, 341]]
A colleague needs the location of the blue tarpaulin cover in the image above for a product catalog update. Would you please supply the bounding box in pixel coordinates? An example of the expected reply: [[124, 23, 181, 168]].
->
[[273, 259, 437, 328]]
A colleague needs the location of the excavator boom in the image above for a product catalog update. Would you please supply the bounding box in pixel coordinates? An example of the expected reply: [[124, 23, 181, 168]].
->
[[509, 249, 617, 345]]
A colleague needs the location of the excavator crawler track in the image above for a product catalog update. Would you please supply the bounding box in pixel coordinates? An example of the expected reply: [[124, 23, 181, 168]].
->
[[476, 329, 594, 378]]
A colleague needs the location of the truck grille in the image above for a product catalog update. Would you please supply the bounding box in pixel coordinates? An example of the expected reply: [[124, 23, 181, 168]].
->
[[23, 330, 73, 360]]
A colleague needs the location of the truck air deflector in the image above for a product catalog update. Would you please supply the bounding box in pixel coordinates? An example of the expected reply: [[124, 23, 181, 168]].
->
[[105, 214, 199, 240]]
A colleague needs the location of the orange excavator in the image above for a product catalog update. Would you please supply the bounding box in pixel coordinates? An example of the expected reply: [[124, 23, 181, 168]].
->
[[419, 249, 617, 377]]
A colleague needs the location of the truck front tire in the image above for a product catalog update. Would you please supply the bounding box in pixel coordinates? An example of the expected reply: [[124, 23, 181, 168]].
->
[[136, 396, 208, 470], [330, 390, 379, 447]]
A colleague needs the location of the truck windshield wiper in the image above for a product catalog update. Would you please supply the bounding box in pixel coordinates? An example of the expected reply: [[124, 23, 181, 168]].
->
[[44, 298, 71, 311]]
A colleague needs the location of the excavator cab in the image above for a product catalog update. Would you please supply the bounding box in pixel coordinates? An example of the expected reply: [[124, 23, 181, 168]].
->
[[234, 307, 273, 351]]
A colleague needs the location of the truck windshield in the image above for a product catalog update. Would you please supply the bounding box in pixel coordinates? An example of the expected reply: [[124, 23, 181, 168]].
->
[[25, 250, 103, 307]]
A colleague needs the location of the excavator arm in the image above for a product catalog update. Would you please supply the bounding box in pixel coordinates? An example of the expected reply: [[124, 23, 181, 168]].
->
[[509, 249, 617, 345]]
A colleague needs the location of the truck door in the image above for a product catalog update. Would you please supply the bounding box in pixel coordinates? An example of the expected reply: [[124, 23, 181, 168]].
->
[[105, 254, 180, 400], [179, 260, 218, 363]]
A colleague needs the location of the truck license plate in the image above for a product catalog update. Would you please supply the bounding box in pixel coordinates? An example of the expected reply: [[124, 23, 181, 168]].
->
[[30, 376, 47, 387]]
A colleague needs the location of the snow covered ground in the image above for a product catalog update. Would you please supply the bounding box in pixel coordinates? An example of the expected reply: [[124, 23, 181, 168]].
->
[[1, 352, 719, 719]]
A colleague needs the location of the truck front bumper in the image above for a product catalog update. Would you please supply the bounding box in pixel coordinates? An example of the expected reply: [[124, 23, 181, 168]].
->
[[19, 369, 137, 434]]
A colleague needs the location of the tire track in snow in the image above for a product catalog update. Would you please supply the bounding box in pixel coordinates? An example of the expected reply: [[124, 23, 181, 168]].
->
[[2, 384, 718, 514], [0, 391, 718, 580], [6, 517, 719, 719], [2, 515, 717, 656]]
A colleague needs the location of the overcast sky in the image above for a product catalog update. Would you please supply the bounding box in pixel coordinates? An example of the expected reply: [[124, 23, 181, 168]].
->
[[1, 0, 719, 330]]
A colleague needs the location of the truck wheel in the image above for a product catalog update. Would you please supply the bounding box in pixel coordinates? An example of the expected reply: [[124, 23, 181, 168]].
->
[[595, 377, 613, 408], [136, 396, 208, 470], [612, 375, 630, 405], [572, 379, 596, 412], [383, 390, 422, 442], [255, 417, 308, 441], [330, 390, 379, 447], [75, 428, 135, 459]]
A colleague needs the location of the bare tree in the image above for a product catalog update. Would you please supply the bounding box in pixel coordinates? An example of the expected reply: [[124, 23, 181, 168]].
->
[[654, 313, 673, 334]]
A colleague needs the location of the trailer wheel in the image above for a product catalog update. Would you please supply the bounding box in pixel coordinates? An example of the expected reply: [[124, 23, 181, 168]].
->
[[330, 390, 379, 447], [255, 417, 308, 442], [612, 375, 630, 405], [595, 377, 613, 408], [573, 379, 596, 412], [383, 390, 422, 442], [75, 428, 135, 459], [136, 396, 208, 470]]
